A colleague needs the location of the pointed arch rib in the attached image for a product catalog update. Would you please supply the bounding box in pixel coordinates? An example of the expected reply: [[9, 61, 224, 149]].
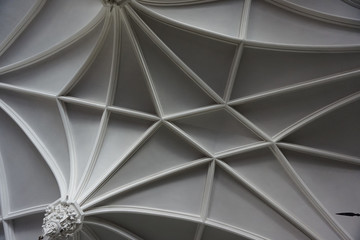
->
[[0, 0, 47, 58], [130, 0, 241, 43], [77, 120, 162, 204], [268, 0, 360, 27], [0, 7, 107, 76], [58, 8, 112, 96], [216, 159, 321, 240], [229, 67, 360, 105], [75, 110, 110, 200], [0, 154, 10, 218], [193, 160, 215, 240], [121, 8, 164, 117], [0, 100, 67, 198], [56, 100, 77, 199], [4, 204, 47, 221], [274, 91, 360, 142], [277, 143, 360, 166], [125, 5, 225, 104], [270, 145, 352, 240], [81, 157, 212, 210], [85, 217, 142, 240], [84, 206, 202, 223]]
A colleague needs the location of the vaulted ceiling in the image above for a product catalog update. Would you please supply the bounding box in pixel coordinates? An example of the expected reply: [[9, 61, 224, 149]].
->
[[0, 0, 360, 239]]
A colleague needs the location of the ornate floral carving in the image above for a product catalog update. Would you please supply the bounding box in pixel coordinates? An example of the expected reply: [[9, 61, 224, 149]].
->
[[40, 199, 83, 239]]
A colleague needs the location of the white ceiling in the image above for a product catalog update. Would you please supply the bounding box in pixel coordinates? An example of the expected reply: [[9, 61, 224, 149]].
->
[[0, 0, 360, 239]]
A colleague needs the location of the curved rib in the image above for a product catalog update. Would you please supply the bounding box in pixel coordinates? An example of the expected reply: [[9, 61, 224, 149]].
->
[[244, 39, 360, 52], [0, 154, 10, 218], [107, 106, 160, 121], [225, 105, 273, 142], [121, 8, 164, 117], [163, 121, 213, 157], [58, 8, 112, 96], [63, 11, 117, 196], [85, 205, 270, 240], [270, 145, 352, 240], [3, 221, 15, 240], [126, 5, 229, 104], [274, 91, 360, 141], [137, 0, 219, 7], [130, 0, 241, 43], [223, 0, 251, 101], [74, 110, 110, 201], [85, 217, 143, 240], [0, 83, 56, 100], [224, 44, 244, 102], [216, 159, 321, 240], [194, 160, 215, 240], [81, 158, 212, 209], [105, 7, 121, 106], [81, 225, 100, 240], [205, 218, 269, 240], [0, 100, 67, 198], [84, 205, 202, 223], [229, 67, 360, 105], [277, 142, 360, 166], [268, 0, 360, 27], [58, 96, 106, 111], [0, 0, 47, 57], [56, 100, 77, 198], [77, 120, 162, 203], [4, 204, 47, 220], [71, 232, 81, 240], [0, 7, 107, 76], [239, 0, 252, 39], [214, 141, 272, 159], [163, 104, 224, 121]]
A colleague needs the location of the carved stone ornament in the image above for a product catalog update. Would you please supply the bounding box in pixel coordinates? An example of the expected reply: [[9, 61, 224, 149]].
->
[[40, 199, 83, 240]]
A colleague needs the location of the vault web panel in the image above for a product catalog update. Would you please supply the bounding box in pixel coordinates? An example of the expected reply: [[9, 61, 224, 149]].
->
[[0, 0, 359, 240]]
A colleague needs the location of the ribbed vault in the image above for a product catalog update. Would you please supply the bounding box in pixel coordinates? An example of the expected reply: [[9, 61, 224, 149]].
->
[[0, 0, 360, 239]]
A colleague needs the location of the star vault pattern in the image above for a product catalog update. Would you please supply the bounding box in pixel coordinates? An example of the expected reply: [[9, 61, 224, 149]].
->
[[0, 0, 360, 239]]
